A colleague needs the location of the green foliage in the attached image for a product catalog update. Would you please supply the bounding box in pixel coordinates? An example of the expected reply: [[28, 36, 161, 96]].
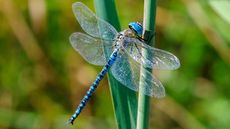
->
[[209, 1, 230, 24], [0, 0, 230, 129]]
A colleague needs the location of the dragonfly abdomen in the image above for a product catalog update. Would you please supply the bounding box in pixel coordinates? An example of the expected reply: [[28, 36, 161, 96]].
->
[[68, 49, 118, 125]]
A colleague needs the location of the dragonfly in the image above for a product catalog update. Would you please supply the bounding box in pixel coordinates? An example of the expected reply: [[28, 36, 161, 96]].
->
[[68, 2, 180, 125]]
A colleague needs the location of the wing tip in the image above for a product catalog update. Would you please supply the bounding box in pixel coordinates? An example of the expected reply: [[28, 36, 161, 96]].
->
[[72, 2, 86, 15], [69, 32, 79, 44], [172, 55, 181, 70], [153, 88, 166, 98], [72, 2, 84, 8], [154, 94, 166, 98]]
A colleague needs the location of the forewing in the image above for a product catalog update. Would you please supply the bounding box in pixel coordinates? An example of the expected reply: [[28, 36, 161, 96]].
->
[[111, 50, 165, 98], [124, 37, 180, 70], [70, 32, 113, 66], [72, 2, 118, 39]]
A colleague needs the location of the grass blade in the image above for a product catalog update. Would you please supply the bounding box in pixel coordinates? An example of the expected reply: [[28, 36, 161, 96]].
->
[[94, 0, 138, 129], [137, 0, 157, 129]]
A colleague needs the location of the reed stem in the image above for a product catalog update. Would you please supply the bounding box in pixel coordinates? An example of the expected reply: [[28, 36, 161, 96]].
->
[[94, 1, 138, 129], [137, 0, 157, 129]]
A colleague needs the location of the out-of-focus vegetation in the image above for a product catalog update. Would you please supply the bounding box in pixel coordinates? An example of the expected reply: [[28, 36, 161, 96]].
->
[[0, 0, 230, 129]]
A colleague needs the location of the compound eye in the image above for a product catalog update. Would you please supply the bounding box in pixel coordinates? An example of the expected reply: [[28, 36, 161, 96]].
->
[[128, 22, 143, 37], [128, 25, 138, 34]]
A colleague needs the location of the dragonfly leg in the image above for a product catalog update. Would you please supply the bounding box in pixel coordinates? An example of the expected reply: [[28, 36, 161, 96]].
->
[[135, 43, 143, 58]]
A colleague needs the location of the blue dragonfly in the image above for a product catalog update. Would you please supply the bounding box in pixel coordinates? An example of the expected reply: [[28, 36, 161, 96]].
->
[[68, 2, 180, 125]]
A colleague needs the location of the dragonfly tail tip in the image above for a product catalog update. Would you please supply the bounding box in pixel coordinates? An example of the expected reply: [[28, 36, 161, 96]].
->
[[66, 119, 74, 126]]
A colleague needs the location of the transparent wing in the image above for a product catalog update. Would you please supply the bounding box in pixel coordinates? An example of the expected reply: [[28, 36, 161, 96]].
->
[[72, 2, 118, 40], [124, 37, 180, 70], [70, 32, 113, 66], [111, 50, 165, 98]]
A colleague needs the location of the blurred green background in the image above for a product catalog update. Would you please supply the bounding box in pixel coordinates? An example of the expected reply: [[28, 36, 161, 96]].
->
[[0, 0, 230, 129]]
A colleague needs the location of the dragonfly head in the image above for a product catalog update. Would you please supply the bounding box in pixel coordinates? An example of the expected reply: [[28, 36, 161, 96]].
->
[[128, 22, 143, 38]]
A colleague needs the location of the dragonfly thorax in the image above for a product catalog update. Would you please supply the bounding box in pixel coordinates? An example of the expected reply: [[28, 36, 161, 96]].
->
[[122, 29, 137, 38], [114, 29, 137, 51]]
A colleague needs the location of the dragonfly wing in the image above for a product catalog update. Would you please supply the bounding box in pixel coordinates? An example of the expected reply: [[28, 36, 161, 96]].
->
[[72, 2, 118, 40], [111, 51, 138, 92], [139, 66, 165, 98], [111, 50, 165, 98], [70, 32, 113, 66], [124, 37, 180, 70]]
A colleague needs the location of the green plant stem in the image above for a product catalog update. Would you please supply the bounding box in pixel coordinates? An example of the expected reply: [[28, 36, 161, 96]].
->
[[94, 1, 137, 129], [137, 0, 157, 129]]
